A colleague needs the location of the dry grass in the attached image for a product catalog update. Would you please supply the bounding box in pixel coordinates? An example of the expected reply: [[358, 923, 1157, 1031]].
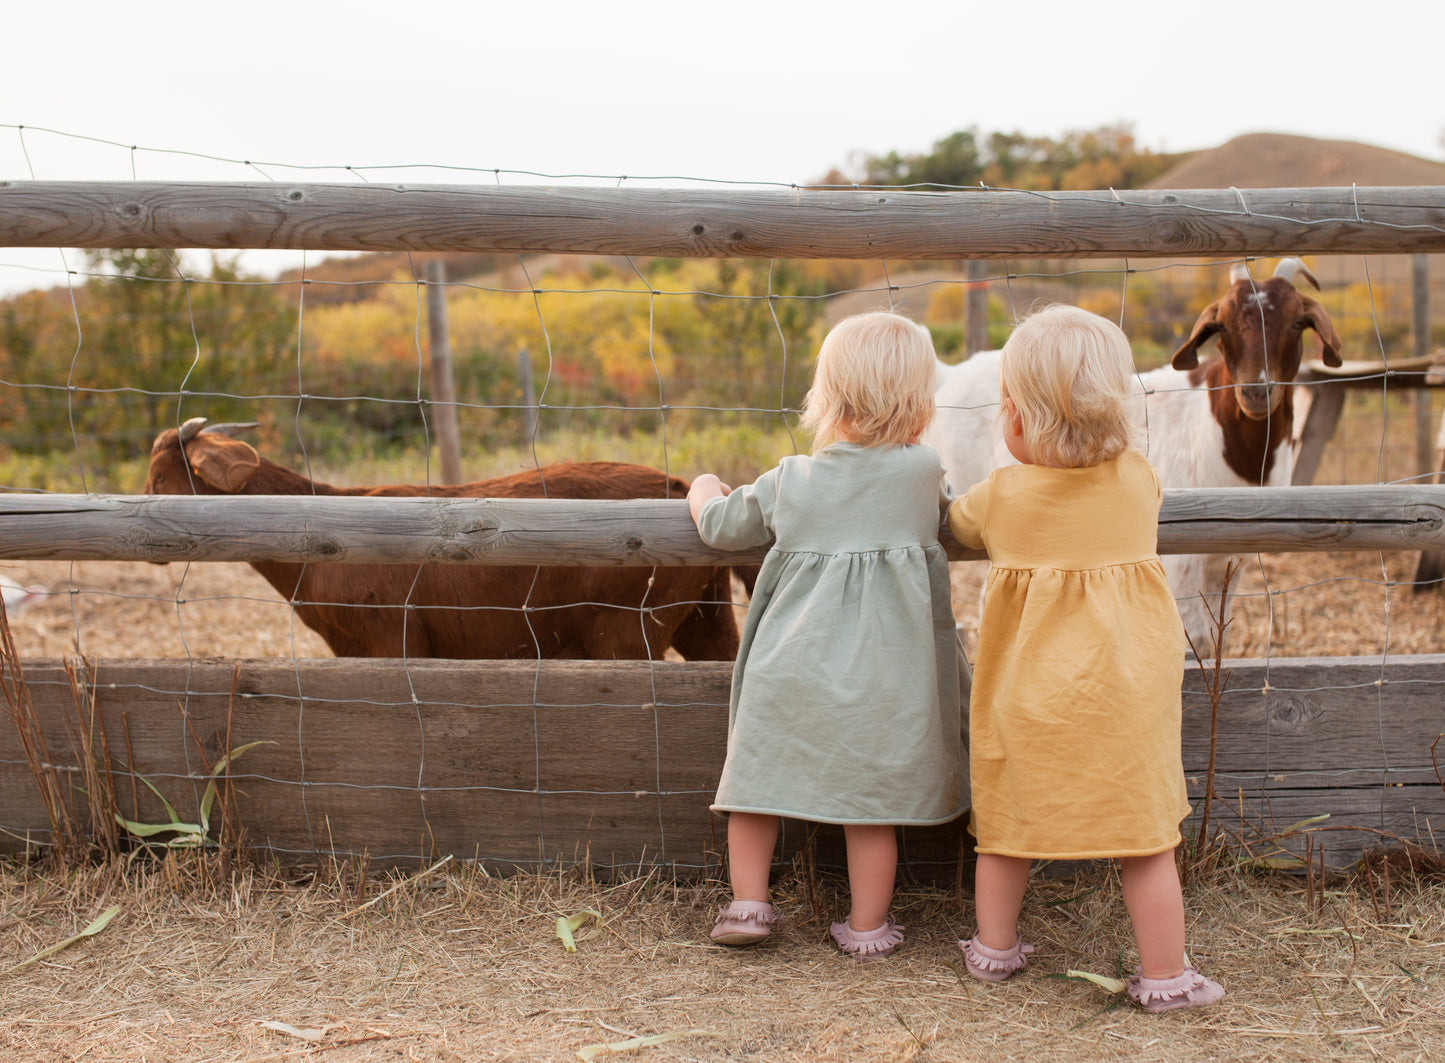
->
[[2, 852, 1443, 1063]]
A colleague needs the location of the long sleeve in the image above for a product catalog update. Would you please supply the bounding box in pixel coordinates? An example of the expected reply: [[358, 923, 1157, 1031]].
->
[[695, 466, 780, 552], [946, 478, 991, 552]]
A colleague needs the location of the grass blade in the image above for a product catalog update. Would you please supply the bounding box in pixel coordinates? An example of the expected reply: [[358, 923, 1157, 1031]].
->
[[3, 905, 120, 977], [576, 1029, 718, 1061]]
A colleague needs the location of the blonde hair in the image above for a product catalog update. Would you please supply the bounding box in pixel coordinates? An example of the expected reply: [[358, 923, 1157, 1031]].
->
[[999, 304, 1136, 468], [800, 312, 937, 449]]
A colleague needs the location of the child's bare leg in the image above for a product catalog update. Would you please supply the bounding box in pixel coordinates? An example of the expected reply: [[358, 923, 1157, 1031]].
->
[[842, 824, 897, 931], [727, 813, 779, 902], [1121, 850, 1186, 979], [974, 853, 1031, 949]]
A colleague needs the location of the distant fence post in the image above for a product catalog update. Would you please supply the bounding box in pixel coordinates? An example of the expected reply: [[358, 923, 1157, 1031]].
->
[[517, 348, 538, 442], [1411, 254, 1445, 587], [1412, 254, 1433, 476], [424, 260, 463, 485], [965, 259, 989, 354]]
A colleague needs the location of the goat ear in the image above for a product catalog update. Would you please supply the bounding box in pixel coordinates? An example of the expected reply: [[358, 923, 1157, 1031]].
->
[[187, 436, 261, 492], [1299, 295, 1343, 368], [1171, 301, 1224, 370]]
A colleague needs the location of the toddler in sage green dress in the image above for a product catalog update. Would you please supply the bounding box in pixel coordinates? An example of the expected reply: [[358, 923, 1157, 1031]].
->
[[688, 311, 965, 961]]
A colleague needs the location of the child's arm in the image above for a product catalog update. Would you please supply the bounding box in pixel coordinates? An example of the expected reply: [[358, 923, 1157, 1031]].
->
[[946, 480, 991, 552], [691, 466, 780, 551], [687, 473, 731, 526]]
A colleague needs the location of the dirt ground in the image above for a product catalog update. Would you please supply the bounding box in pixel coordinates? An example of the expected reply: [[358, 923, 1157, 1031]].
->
[[1, 545, 1438, 663], [2, 853, 1443, 1063]]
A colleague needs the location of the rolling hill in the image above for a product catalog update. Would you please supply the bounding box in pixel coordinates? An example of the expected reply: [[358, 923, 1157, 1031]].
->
[[1145, 132, 1445, 189]]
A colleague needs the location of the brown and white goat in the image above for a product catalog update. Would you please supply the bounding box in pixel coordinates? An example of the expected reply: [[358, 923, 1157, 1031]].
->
[[922, 258, 1343, 656], [143, 419, 741, 660]]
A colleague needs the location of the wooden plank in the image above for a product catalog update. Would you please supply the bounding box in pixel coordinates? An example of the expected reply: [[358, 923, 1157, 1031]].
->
[[0, 658, 741, 869], [4, 656, 1442, 876], [1290, 382, 1347, 486], [1182, 655, 1445, 869], [3, 485, 1445, 567], [1154, 486, 1445, 554], [1416, 408, 1445, 587], [1411, 257, 1445, 585], [1181, 655, 1445, 787], [2, 182, 1444, 259], [1296, 355, 1445, 385], [1184, 785, 1443, 871]]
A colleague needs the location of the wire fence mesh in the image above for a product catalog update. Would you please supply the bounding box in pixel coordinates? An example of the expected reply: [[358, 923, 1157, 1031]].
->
[[1, 125, 1442, 870]]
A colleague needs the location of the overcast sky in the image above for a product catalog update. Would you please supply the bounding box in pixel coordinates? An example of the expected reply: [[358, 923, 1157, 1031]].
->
[[2, 0, 1439, 294]]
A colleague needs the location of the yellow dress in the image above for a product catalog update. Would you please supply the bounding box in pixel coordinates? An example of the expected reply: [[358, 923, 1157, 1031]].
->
[[947, 449, 1190, 859]]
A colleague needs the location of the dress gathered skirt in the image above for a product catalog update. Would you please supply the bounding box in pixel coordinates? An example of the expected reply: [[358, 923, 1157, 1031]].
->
[[696, 442, 966, 827], [948, 449, 1191, 859]]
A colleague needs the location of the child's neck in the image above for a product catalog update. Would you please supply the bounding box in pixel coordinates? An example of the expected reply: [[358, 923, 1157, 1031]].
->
[[832, 427, 917, 446]]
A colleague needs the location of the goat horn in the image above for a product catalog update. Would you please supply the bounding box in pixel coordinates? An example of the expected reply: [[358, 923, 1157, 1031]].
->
[[177, 417, 208, 442], [1273, 257, 1321, 291], [1229, 263, 1251, 283], [200, 421, 260, 438]]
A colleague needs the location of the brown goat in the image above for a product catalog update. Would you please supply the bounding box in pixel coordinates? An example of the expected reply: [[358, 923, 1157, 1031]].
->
[[1170, 257, 1344, 484], [143, 419, 741, 660]]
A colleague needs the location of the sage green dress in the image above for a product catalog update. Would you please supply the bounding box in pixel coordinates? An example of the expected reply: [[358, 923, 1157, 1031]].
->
[[696, 442, 965, 826]]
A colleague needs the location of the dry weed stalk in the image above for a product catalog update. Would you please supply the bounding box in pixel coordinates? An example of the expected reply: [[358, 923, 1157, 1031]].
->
[[1356, 837, 1445, 921], [59, 657, 122, 857], [797, 824, 824, 921], [1182, 560, 1239, 884], [0, 600, 80, 861], [1312, 831, 1323, 912], [214, 662, 245, 875]]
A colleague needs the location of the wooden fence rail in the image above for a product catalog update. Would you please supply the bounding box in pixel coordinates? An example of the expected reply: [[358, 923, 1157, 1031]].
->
[[2, 655, 1439, 876], [1, 485, 1444, 566], [2, 182, 1443, 258]]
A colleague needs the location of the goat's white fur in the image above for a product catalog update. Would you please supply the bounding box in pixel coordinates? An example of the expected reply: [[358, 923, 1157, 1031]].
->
[[923, 351, 1289, 656]]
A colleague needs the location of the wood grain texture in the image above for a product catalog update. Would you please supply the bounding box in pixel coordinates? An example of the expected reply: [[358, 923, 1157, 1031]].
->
[[1, 486, 1444, 566], [2, 182, 1443, 258], [1291, 383, 1348, 486], [3, 655, 1441, 876]]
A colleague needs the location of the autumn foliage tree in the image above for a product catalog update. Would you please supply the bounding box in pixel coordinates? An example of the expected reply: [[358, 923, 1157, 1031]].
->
[[0, 250, 298, 461], [843, 124, 1180, 191], [1, 125, 1201, 476]]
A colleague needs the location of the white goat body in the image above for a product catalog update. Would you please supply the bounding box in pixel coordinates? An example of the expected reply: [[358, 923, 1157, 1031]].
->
[[923, 351, 1286, 653], [924, 258, 1341, 657]]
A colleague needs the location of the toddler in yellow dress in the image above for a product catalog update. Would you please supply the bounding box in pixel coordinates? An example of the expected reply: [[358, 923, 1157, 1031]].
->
[[946, 304, 1225, 1012]]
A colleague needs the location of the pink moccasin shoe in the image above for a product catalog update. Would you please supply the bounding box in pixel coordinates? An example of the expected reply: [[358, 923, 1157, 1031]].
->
[[1126, 966, 1225, 1012], [829, 915, 904, 961], [959, 934, 1035, 981], [709, 900, 782, 946]]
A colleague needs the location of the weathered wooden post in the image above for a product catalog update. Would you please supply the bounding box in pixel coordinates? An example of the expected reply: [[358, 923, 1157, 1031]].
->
[[1412, 255, 1433, 476], [965, 260, 989, 355], [1411, 255, 1445, 588], [424, 260, 464, 484]]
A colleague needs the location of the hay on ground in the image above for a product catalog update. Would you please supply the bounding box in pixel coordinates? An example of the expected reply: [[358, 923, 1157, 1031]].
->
[[2, 852, 1443, 1062]]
